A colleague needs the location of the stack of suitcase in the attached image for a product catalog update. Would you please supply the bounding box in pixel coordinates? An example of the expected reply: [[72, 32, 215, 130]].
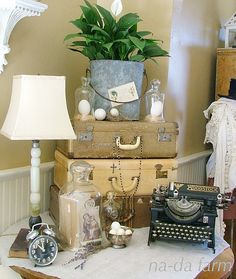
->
[[50, 121, 178, 228]]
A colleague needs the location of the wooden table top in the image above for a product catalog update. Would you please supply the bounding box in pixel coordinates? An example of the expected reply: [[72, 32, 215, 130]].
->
[[11, 247, 234, 279]]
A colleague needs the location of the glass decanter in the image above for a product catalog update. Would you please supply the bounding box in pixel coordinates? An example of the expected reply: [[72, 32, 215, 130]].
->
[[59, 161, 102, 251], [74, 76, 95, 121], [144, 79, 165, 122]]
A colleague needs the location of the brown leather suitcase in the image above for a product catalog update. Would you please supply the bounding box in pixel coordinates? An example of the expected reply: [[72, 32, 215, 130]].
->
[[57, 121, 178, 159], [49, 184, 151, 228]]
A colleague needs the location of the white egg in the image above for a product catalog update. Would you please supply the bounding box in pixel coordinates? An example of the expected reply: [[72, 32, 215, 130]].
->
[[125, 229, 132, 235], [111, 221, 121, 231], [94, 108, 106, 120], [150, 101, 163, 116], [78, 100, 90, 116], [110, 108, 119, 117], [117, 228, 125, 235], [109, 229, 117, 235]]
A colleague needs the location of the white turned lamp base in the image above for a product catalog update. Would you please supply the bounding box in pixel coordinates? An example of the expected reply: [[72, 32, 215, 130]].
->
[[29, 140, 42, 228]]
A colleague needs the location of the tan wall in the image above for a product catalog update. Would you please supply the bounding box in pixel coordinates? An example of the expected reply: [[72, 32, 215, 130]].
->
[[166, 0, 234, 157], [0, 0, 235, 169], [0, 0, 96, 169]]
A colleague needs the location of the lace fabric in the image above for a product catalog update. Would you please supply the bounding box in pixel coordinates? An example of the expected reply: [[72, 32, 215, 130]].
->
[[204, 97, 236, 236]]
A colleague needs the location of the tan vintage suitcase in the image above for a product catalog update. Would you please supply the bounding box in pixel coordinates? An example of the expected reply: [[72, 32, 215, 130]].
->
[[54, 150, 178, 196], [57, 121, 178, 159]]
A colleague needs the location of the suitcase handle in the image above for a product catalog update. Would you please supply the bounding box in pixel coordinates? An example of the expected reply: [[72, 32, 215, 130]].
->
[[116, 136, 141, 150], [110, 176, 138, 193]]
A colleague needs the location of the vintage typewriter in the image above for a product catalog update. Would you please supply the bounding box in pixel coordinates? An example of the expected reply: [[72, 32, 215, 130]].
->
[[148, 182, 232, 253]]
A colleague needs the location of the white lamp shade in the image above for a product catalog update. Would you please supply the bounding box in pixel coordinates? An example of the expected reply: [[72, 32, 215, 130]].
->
[[1, 75, 76, 140]]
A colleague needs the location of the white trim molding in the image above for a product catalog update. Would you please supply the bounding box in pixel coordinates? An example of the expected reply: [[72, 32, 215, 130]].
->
[[0, 0, 48, 74]]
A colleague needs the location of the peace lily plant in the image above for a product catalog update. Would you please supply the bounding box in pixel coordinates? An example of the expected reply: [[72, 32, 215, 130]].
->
[[64, 0, 169, 63]]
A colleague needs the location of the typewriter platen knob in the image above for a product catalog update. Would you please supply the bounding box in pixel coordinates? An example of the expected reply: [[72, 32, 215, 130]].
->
[[169, 182, 175, 191]]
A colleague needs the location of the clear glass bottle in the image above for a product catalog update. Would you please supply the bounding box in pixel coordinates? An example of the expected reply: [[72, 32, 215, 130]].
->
[[74, 76, 95, 121], [144, 79, 165, 122], [59, 161, 102, 251]]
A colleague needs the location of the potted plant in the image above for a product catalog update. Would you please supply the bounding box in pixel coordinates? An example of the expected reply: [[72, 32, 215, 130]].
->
[[64, 0, 169, 120]]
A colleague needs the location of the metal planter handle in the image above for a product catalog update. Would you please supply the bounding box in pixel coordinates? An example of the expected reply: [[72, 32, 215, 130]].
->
[[116, 136, 141, 150]]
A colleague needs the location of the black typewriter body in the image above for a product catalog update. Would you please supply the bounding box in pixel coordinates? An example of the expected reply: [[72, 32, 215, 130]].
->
[[148, 182, 231, 253]]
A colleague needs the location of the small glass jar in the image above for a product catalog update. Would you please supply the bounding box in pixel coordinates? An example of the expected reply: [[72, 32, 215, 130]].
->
[[74, 76, 95, 121], [144, 79, 165, 122], [59, 161, 102, 251]]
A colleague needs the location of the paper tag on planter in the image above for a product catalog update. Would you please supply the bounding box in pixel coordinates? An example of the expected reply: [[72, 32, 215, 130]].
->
[[108, 81, 139, 107]]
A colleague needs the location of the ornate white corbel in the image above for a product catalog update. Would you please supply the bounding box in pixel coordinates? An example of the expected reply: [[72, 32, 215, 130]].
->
[[0, 0, 48, 73]]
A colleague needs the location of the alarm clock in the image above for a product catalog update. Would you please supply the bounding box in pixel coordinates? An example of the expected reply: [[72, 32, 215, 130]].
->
[[26, 222, 58, 267]]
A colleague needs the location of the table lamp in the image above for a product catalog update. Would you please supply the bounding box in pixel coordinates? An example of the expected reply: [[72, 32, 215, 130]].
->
[[0, 75, 76, 228]]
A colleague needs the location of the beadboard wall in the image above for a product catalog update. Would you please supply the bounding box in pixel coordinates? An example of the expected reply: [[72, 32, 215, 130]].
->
[[0, 150, 211, 235], [176, 150, 212, 184], [0, 162, 54, 235]]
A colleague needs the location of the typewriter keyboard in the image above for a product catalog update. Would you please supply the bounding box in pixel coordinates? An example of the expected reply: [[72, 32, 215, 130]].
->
[[151, 220, 213, 244]]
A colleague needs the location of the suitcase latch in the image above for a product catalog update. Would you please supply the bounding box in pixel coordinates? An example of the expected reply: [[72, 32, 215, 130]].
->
[[78, 126, 93, 141], [155, 164, 168, 179], [157, 127, 172, 142]]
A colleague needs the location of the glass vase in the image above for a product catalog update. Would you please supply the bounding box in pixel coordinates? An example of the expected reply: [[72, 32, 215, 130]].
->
[[59, 161, 102, 251], [74, 76, 95, 121], [144, 79, 165, 122]]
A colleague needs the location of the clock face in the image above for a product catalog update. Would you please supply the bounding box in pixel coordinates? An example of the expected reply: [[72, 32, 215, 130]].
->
[[28, 235, 58, 266]]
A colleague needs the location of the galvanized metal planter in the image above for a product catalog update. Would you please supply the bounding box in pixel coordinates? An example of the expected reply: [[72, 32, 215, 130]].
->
[[90, 60, 144, 120]]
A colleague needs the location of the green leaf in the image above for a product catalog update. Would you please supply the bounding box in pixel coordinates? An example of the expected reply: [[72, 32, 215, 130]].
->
[[84, 0, 103, 26], [136, 31, 152, 37], [113, 39, 130, 46], [81, 5, 96, 24], [70, 41, 87, 47], [129, 54, 145, 62], [80, 33, 104, 42], [96, 52, 105, 59], [115, 31, 128, 40], [117, 13, 141, 30], [81, 46, 97, 60], [90, 25, 111, 39], [96, 4, 116, 33], [103, 42, 113, 51], [143, 45, 169, 58], [64, 33, 80, 41], [129, 36, 145, 51], [70, 18, 90, 33]]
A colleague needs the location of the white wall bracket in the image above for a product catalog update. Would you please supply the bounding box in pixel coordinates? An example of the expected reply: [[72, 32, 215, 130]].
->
[[0, 0, 48, 73]]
